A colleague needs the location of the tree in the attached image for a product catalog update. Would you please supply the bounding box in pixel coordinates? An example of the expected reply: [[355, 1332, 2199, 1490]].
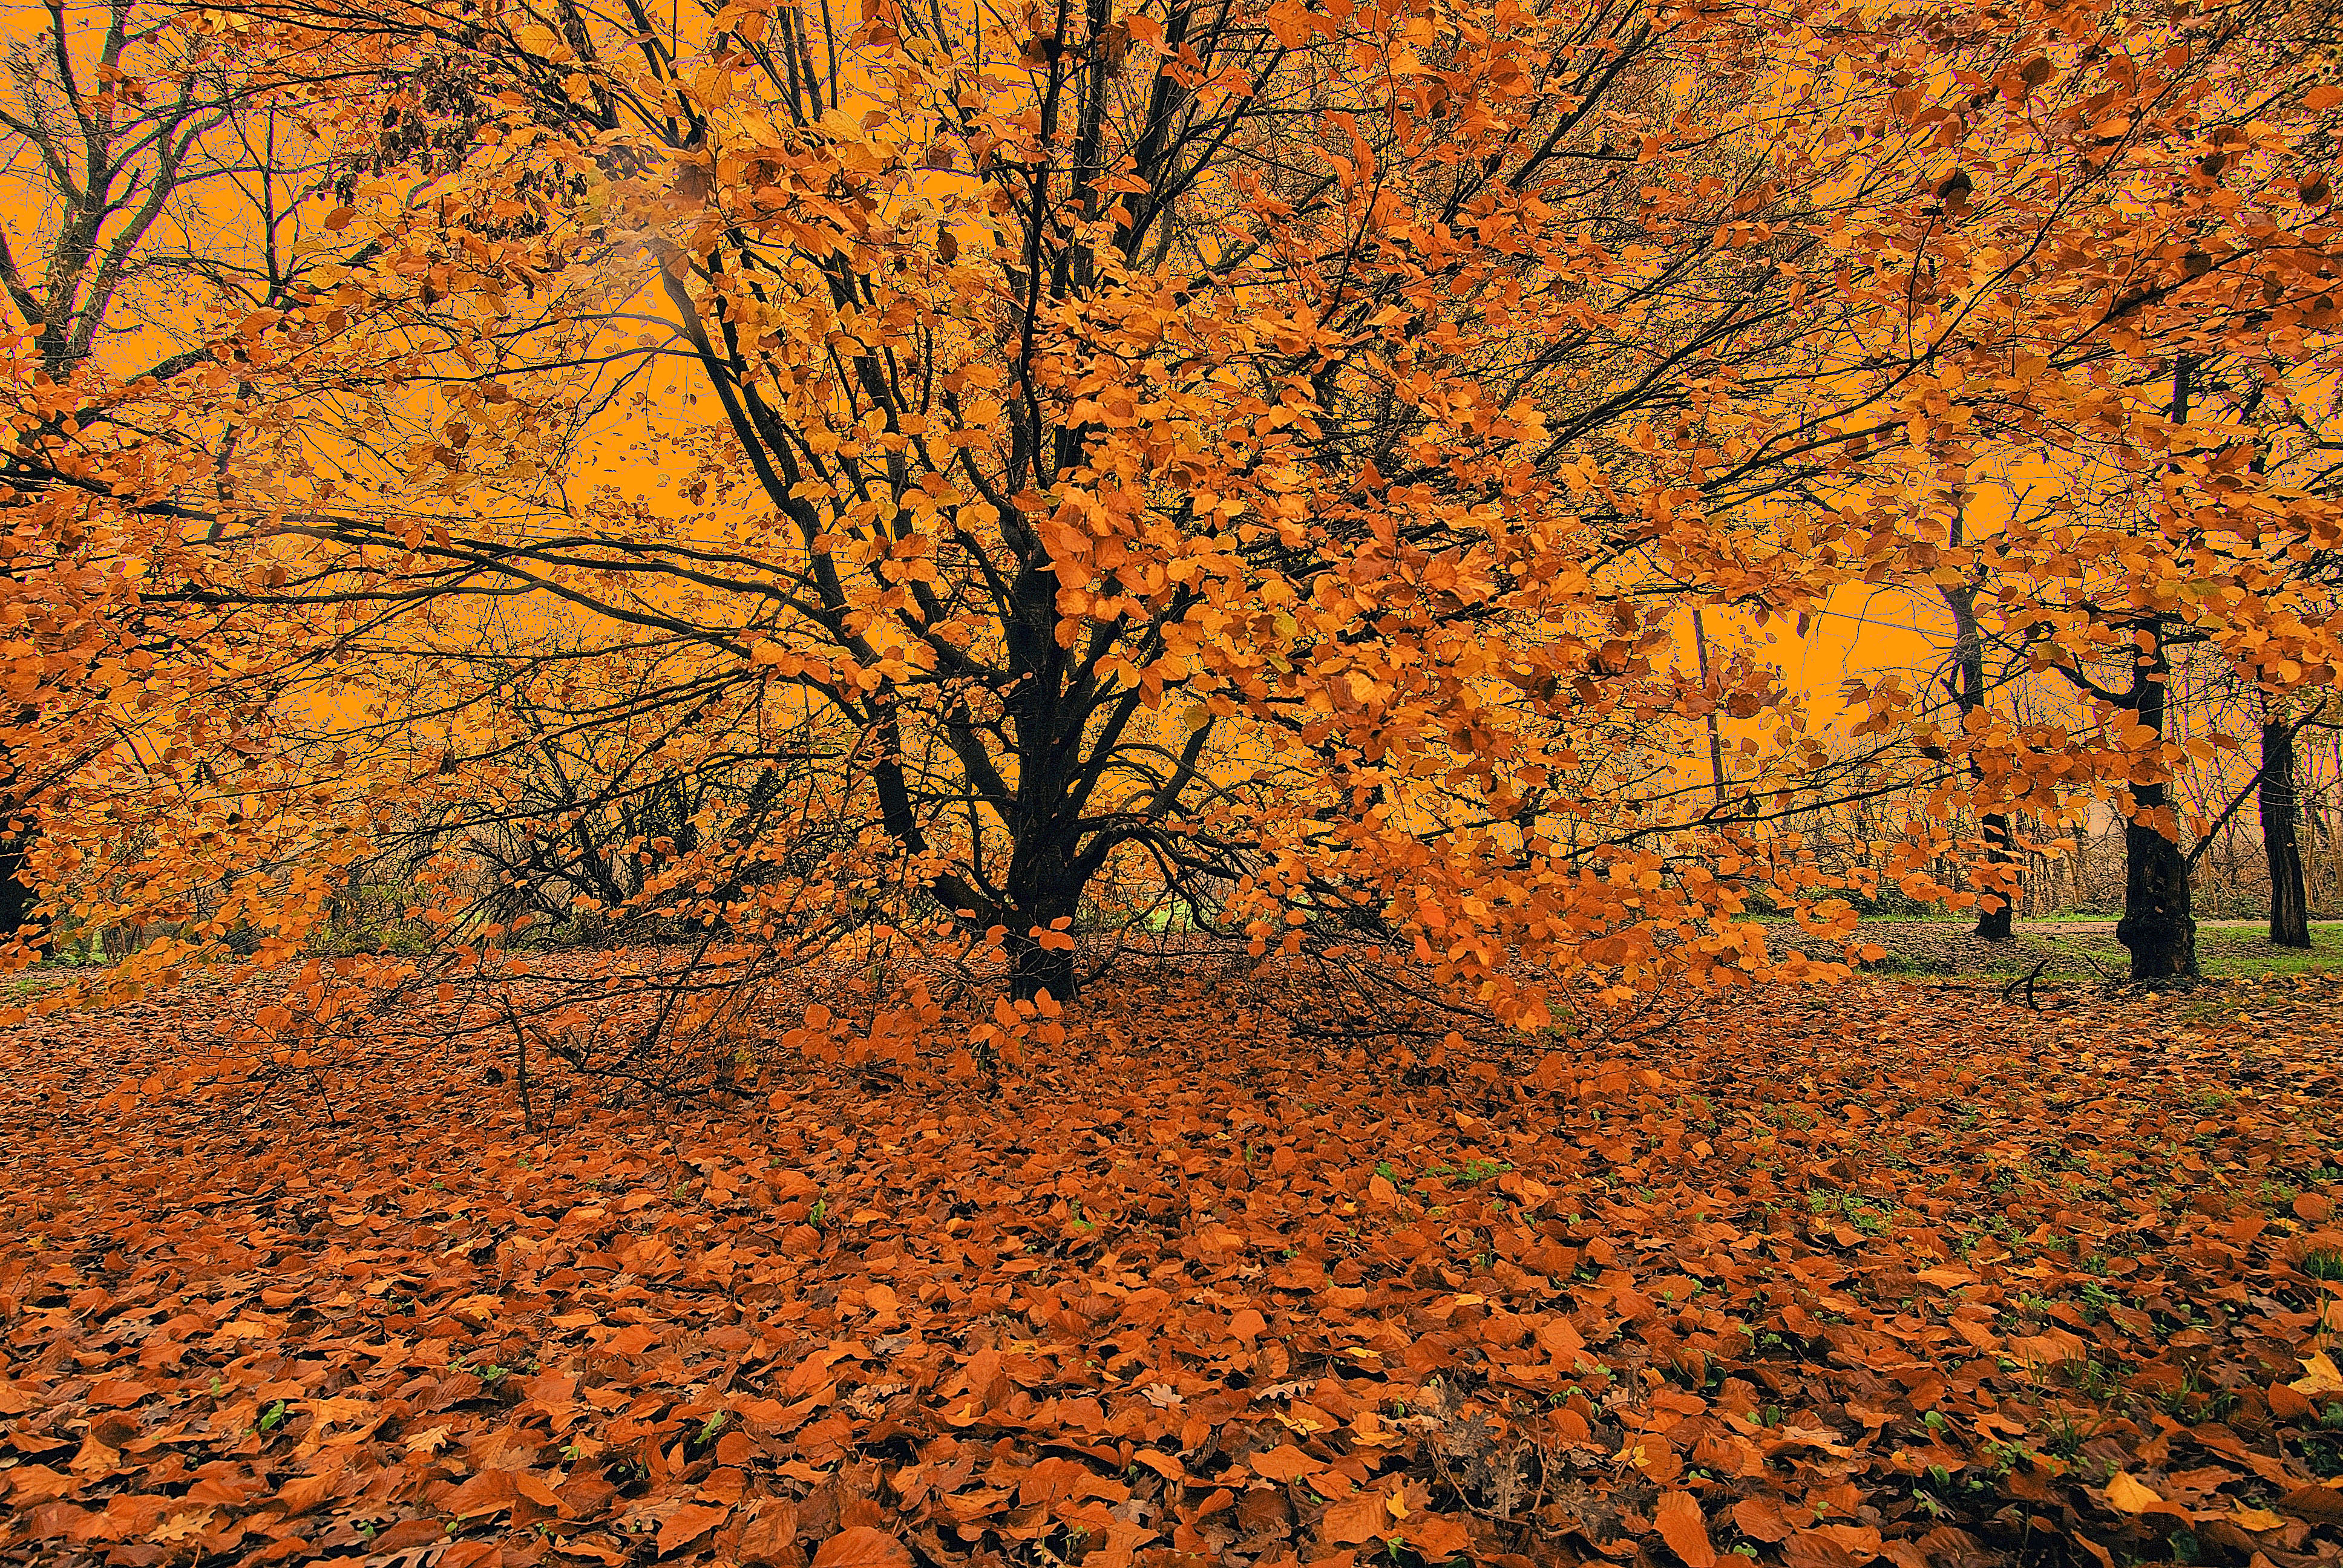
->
[[2260, 705, 2316, 947], [2, 0, 248, 942], [11, 0, 2343, 1053], [0, 1, 388, 958], [114, 0, 1933, 1018], [1930, 5, 2343, 981], [1925, 468, 2036, 941]]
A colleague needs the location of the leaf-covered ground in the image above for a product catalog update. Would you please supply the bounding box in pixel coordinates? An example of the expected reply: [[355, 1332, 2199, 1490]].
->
[[5, 972, 2343, 1568]]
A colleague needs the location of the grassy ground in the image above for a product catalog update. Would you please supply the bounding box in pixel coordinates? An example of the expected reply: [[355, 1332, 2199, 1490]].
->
[[1812, 919, 2343, 986]]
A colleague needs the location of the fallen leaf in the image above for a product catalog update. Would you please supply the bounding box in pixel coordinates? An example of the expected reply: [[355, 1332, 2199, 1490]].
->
[[658, 1501, 732, 1556], [2105, 1472, 2165, 1515], [2277, 1485, 2343, 1524], [2289, 1352, 2343, 1399], [402, 1424, 453, 1454], [1657, 1489, 1717, 1568], [809, 1526, 914, 1567], [1322, 1489, 1395, 1545], [1251, 1443, 1322, 1482]]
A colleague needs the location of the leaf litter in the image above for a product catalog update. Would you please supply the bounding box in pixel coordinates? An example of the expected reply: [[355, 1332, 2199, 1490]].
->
[[4, 969, 2342, 1568]]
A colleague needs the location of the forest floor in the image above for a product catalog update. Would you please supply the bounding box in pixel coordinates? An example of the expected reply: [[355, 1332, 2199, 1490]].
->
[[4, 970, 2342, 1568]]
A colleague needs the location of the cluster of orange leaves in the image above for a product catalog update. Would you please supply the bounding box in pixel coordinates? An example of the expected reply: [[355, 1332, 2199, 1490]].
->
[[4, 973, 2341, 1568]]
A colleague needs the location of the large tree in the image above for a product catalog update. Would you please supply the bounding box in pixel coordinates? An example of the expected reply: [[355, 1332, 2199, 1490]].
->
[[8, 0, 2343, 1051]]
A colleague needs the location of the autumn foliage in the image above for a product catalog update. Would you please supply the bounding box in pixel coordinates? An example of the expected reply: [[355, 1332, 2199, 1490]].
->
[[7, 0, 2343, 1561], [2, 0, 2342, 1042]]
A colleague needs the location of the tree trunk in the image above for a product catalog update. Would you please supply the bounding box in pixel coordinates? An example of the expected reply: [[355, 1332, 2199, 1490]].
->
[[0, 831, 35, 944], [2115, 359, 2198, 983], [1004, 879, 1080, 1002], [2117, 808, 2198, 979], [2115, 628, 2197, 981], [1976, 813, 2016, 940], [1690, 607, 1725, 808], [1939, 583, 2016, 938], [1008, 928, 1077, 1003], [2261, 717, 2312, 948], [0, 739, 39, 950], [1003, 836, 1083, 1003]]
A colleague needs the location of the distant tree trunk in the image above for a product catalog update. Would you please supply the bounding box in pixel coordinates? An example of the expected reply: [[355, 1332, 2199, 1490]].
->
[[2113, 359, 2198, 982], [0, 737, 39, 950], [0, 832, 34, 941], [1939, 581, 2015, 939], [1691, 607, 1726, 808], [2263, 717, 2312, 948], [2115, 626, 2198, 980]]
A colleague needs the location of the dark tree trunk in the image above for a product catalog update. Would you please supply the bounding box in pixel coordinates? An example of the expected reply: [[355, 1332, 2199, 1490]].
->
[[1003, 872, 1080, 1002], [1691, 607, 1725, 808], [1976, 812, 2016, 941], [1939, 582, 2017, 939], [2115, 359, 2198, 983], [0, 737, 39, 950], [0, 831, 35, 943], [1008, 928, 1077, 1003], [2262, 718, 2312, 948], [999, 769, 1076, 1010], [2118, 806, 2198, 979], [2114, 629, 2197, 981]]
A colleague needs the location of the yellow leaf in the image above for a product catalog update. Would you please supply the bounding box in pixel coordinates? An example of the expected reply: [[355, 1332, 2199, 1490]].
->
[[2230, 1507, 2286, 1532], [2290, 1351, 2343, 1398], [2105, 1471, 2163, 1514]]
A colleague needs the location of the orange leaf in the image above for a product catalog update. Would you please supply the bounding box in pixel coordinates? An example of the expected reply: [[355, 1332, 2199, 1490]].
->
[[657, 1501, 732, 1556], [1251, 1443, 1322, 1482], [1657, 1489, 1715, 1568], [1732, 1497, 1794, 1544], [451, 1472, 524, 1521], [1409, 1512, 1472, 1560], [1131, 1449, 1191, 1486], [810, 1526, 915, 1567], [737, 1499, 801, 1566], [1322, 1489, 1395, 1545], [2278, 1485, 2343, 1525]]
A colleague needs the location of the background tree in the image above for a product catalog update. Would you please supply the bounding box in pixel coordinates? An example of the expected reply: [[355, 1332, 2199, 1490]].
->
[[2257, 697, 2328, 946], [1876, 0, 2343, 980], [0, 0, 390, 958]]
